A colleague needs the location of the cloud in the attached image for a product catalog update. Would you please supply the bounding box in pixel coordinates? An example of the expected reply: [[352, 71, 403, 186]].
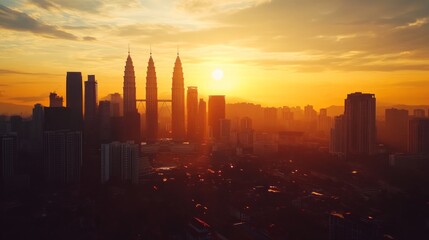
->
[[0, 69, 62, 76], [28, 0, 142, 13], [83, 36, 96, 41], [9, 95, 47, 103], [0, 4, 79, 40], [177, 0, 271, 14]]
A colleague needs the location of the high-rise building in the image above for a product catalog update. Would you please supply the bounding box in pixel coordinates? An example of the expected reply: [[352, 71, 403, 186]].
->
[[1, 134, 17, 181], [101, 141, 139, 184], [49, 92, 63, 107], [108, 93, 122, 117], [84, 75, 98, 144], [238, 117, 253, 148], [264, 107, 277, 132], [330, 115, 346, 155], [344, 92, 376, 155], [318, 108, 333, 137], [44, 107, 71, 131], [408, 118, 429, 154], [385, 108, 408, 152], [122, 51, 140, 142], [31, 104, 44, 152], [123, 51, 137, 115], [329, 212, 381, 240], [66, 72, 83, 130], [413, 109, 426, 118], [208, 95, 225, 141], [172, 53, 186, 142], [43, 130, 82, 185], [98, 101, 111, 143], [187, 87, 198, 142], [197, 98, 206, 142], [220, 119, 231, 143], [84, 75, 98, 121], [145, 52, 158, 143]]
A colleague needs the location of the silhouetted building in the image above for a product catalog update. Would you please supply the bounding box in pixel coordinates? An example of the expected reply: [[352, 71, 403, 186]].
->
[[197, 98, 207, 142], [49, 92, 63, 107], [264, 107, 277, 132], [330, 115, 346, 155], [145, 52, 158, 143], [409, 118, 429, 154], [329, 212, 382, 240], [84, 75, 98, 121], [44, 107, 71, 131], [101, 141, 139, 184], [208, 95, 225, 141], [122, 51, 140, 142], [66, 72, 83, 130], [187, 87, 198, 142], [172, 53, 186, 142], [1, 134, 18, 182], [108, 93, 122, 117], [98, 101, 111, 143], [220, 119, 231, 143], [238, 117, 253, 148], [413, 109, 426, 118], [385, 108, 408, 152], [344, 92, 376, 155], [318, 108, 333, 136], [43, 130, 82, 185], [84, 75, 98, 144]]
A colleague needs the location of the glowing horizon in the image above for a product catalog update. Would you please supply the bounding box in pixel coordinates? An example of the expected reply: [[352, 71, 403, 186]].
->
[[1, 0, 429, 110]]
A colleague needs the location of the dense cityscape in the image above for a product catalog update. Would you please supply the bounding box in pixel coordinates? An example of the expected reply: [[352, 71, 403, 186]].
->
[[1, 49, 428, 240]]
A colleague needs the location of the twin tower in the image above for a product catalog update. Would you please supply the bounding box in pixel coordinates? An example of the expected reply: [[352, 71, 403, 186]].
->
[[123, 50, 185, 143]]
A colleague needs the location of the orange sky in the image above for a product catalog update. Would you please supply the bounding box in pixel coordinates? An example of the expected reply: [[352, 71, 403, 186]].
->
[[1, 0, 429, 110]]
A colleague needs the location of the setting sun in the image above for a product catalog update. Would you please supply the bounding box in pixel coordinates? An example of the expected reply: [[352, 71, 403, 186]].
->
[[212, 69, 224, 81]]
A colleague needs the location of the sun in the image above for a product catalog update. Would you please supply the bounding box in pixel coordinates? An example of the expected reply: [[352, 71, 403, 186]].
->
[[212, 68, 224, 80]]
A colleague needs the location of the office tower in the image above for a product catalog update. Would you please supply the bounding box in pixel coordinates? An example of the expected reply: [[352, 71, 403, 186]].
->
[[66, 72, 83, 130], [413, 109, 426, 118], [123, 51, 137, 115], [187, 87, 198, 142], [385, 108, 408, 152], [43, 130, 82, 185], [304, 105, 317, 121], [220, 119, 231, 143], [264, 107, 277, 132], [208, 95, 226, 140], [84, 75, 98, 121], [49, 92, 63, 107], [239, 117, 253, 148], [197, 98, 206, 142], [108, 93, 122, 117], [101, 141, 139, 184], [31, 104, 44, 151], [344, 92, 376, 155], [145, 52, 158, 143], [84, 75, 98, 144], [172, 53, 186, 142], [408, 118, 429, 154], [98, 101, 111, 143], [9, 115, 22, 134], [122, 51, 140, 142], [330, 115, 346, 154], [1, 134, 18, 181], [44, 107, 71, 131], [318, 108, 333, 136]]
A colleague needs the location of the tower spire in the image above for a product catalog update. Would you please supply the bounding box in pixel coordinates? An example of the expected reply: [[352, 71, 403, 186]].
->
[[150, 44, 152, 57], [128, 44, 130, 55], [177, 45, 179, 56]]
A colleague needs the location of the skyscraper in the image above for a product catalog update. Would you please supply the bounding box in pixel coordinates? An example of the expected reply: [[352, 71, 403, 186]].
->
[[197, 98, 207, 142], [208, 95, 225, 141], [330, 115, 346, 155], [145, 52, 158, 143], [66, 72, 83, 130], [187, 87, 198, 142], [344, 92, 376, 155], [408, 118, 429, 154], [101, 141, 139, 184], [49, 92, 63, 107], [84, 75, 98, 122], [123, 50, 137, 115], [122, 50, 140, 142], [172, 53, 186, 142], [43, 130, 82, 185], [1, 134, 17, 181], [385, 108, 408, 152], [413, 109, 426, 118]]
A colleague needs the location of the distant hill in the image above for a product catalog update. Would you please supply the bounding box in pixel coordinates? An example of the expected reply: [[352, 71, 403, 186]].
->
[[0, 102, 33, 117]]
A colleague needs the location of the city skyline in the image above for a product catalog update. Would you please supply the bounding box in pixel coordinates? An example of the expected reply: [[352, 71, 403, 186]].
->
[[1, 0, 429, 109]]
